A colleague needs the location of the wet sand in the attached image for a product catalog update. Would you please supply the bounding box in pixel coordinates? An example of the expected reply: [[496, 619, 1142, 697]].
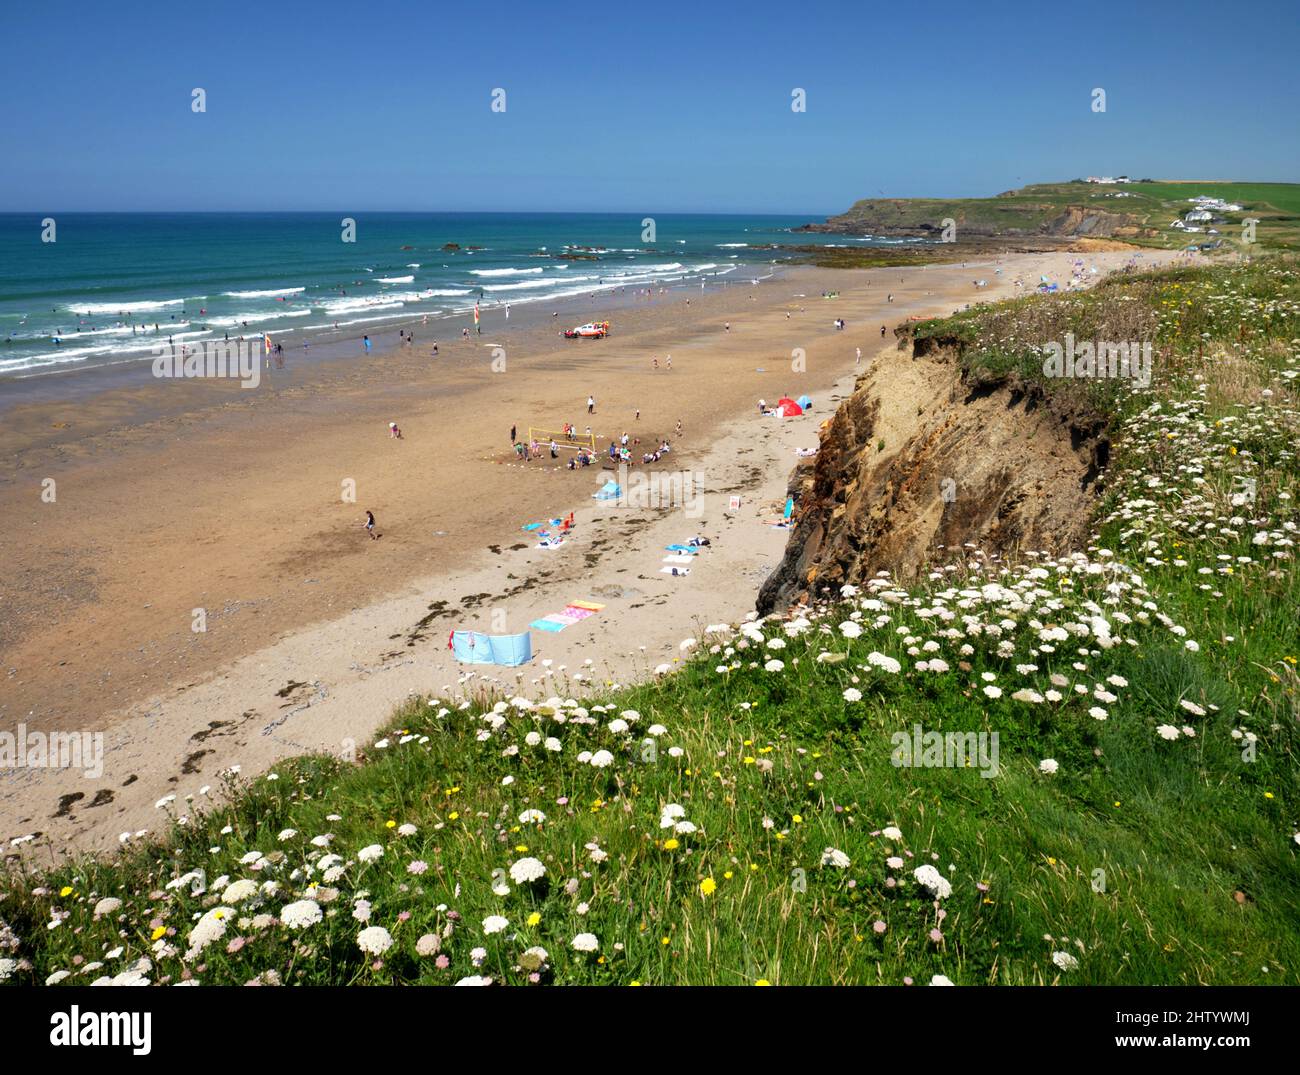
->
[[0, 250, 1184, 855]]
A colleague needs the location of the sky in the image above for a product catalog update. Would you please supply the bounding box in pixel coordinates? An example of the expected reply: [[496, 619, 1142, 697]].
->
[[1, 0, 1296, 215]]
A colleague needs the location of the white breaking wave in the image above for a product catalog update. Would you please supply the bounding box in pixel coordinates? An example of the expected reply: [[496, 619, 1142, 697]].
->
[[70, 298, 187, 315], [716, 243, 749, 248], [480, 276, 594, 292], [320, 297, 407, 315], [222, 287, 305, 298], [470, 267, 545, 277], [207, 309, 312, 327], [377, 275, 415, 283], [333, 310, 438, 329], [406, 263, 421, 268]]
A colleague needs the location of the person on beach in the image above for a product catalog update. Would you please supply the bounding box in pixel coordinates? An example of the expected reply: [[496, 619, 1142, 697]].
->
[[587, 395, 595, 414], [510, 424, 516, 444], [431, 341, 439, 355], [550, 440, 559, 459], [363, 335, 372, 352], [724, 322, 730, 332], [389, 422, 402, 439], [856, 347, 862, 366], [666, 354, 672, 370], [881, 324, 886, 337], [675, 419, 683, 439], [364, 511, 378, 540]]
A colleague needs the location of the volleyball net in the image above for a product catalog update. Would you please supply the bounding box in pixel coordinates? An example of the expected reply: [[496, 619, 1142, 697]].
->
[[527, 428, 596, 451]]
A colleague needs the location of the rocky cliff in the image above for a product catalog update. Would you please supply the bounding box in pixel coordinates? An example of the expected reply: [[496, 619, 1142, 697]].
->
[[756, 330, 1108, 613]]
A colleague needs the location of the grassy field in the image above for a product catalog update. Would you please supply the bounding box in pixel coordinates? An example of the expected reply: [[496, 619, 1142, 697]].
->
[[1, 259, 1298, 988], [818, 181, 1300, 252]]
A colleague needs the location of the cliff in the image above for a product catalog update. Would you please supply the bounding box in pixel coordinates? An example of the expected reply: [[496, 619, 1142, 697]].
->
[[756, 328, 1108, 612]]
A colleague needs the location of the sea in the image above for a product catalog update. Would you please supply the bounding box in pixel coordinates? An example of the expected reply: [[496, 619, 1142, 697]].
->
[[0, 212, 911, 382]]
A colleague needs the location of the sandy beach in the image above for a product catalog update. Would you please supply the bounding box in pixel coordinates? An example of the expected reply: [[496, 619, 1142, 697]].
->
[[0, 248, 1181, 856]]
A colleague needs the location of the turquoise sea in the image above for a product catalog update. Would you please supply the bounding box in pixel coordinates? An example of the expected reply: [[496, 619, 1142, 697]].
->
[[0, 212, 916, 381]]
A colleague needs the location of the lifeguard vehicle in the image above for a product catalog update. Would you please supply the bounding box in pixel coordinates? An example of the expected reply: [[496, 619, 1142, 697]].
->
[[562, 320, 610, 339]]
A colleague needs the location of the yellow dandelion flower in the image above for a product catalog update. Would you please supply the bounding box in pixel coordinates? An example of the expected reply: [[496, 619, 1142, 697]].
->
[[150, 926, 167, 941], [792, 814, 803, 824], [527, 912, 541, 926], [663, 838, 680, 850], [449, 811, 460, 820], [385, 820, 396, 829], [755, 978, 771, 986], [59, 886, 73, 897], [700, 877, 717, 896]]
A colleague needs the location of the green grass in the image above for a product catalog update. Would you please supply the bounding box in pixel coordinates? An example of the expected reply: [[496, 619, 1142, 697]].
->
[[2, 259, 1298, 988], [817, 180, 1300, 252]]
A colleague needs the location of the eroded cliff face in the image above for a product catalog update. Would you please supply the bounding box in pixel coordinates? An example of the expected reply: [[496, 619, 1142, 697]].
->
[[756, 336, 1107, 613]]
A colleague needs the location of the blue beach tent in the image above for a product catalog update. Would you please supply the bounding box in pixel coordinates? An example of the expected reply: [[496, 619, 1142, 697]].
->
[[450, 630, 532, 666]]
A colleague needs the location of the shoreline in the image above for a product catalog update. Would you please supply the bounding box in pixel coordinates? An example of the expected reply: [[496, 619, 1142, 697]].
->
[[0, 249, 1187, 856]]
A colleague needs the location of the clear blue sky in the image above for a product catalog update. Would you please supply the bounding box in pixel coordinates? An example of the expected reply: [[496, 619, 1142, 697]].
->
[[2, 0, 1296, 215]]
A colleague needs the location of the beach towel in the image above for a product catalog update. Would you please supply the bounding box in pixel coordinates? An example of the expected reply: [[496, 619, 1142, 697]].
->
[[663, 554, 695, 565], [521, 522, 544, 531], [660, 566, 690, 576], [783, 497, 794, 521], [593, 480, 621, 501], [529, 600, 604, 633], [665, 544, 698, 553]]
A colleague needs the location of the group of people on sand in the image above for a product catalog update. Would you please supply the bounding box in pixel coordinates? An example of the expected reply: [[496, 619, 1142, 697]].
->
[[604, 435, 670, 465]]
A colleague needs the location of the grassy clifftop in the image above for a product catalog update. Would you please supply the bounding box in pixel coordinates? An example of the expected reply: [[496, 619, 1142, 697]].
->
[[804, 181, 1300, 251], [2, 259, 1298, 987]]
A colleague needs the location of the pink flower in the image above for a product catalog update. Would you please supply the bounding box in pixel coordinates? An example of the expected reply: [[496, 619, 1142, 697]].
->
[[435, 954, 450, 969], [226, 936, 246, 954], [872, 920, 887, 934], [407, 860, 428, 875], [928, 928, 944, 943]]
